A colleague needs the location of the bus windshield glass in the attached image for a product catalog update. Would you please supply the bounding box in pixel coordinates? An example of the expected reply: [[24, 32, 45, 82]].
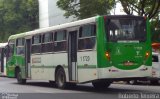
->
[[106, 17, 146, 42]]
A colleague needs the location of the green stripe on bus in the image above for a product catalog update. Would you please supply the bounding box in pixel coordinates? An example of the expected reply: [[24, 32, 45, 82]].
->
[[31, 65, 97, 69]]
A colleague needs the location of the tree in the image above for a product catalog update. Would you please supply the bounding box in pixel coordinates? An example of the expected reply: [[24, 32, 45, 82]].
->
[[119, 0, 160, 20], [57, 0, 116, 19], [0, 0, 39, 42]]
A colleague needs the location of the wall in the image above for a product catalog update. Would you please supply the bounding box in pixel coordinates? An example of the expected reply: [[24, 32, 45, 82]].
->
[[39, 0, 74, 28]]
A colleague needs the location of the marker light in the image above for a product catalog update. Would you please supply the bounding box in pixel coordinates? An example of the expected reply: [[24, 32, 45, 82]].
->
[[105, 51, 110, 60], [145, 52, 149, 58], [104, 16, 107, 21]]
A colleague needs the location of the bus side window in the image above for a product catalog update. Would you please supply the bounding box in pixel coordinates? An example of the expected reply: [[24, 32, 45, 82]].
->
[[16, 38, 25, 55], [31, 35, 41, 54], [54, 30, 67, 52], [41, 32, 53, 53], [78, 24, 96, 50], [7, 41, 15, 60]]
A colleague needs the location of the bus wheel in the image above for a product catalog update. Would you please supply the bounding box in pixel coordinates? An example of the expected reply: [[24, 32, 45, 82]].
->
[[55, 68, 67, 89], [92, 81, 111, 90], [16, 69, 26, 84], [150, 80, 159, 85]]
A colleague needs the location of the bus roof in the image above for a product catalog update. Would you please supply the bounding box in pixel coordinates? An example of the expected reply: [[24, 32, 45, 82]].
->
[[8, 15, 146, 41], [8, 16, 98, 40], [0, 43, 7, 48]]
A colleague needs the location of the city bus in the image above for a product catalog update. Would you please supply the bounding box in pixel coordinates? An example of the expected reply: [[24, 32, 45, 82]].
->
[[0, 43, 7, 76], [6, 15, 152, 89]]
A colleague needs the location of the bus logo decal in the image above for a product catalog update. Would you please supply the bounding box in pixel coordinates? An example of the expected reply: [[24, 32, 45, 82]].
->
[[136, 51, 140, 56], [115, 47, 121, 55]]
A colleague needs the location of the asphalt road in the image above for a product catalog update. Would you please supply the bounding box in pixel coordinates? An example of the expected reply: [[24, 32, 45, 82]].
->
[[0, 77, 160, 99]]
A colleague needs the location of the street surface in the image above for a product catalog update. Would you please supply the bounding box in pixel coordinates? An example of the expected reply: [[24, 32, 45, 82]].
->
[[0, 77, 160, 99]]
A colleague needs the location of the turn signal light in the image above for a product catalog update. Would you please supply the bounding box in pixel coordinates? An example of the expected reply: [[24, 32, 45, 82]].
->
[[145, 52, 149, 58], [105, 52, 110, 60], [104, 16, 107, 21]]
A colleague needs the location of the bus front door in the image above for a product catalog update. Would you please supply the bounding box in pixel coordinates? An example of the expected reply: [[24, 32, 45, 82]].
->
[[0, 48, 4, 73], [68, 31, 77, 81]]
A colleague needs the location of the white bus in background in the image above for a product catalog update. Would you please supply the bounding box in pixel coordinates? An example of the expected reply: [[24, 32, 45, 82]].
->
[[128, 52, 160, 85], [151, 52, 160, 84], [0, 43, 8, 76]]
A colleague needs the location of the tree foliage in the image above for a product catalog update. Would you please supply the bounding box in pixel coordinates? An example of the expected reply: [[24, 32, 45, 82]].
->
[[0, 0, 39, 42], [57, 0, 116, 19], [119, 0, 160, 20], [57, 0, 160, 20], [57, 0, 160, 42]]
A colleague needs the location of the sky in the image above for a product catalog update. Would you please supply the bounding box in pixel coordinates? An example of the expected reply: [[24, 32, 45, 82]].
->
[[110, 2, 126, 15]]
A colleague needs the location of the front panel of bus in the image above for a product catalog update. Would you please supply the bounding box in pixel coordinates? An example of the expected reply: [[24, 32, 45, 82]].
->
[[6, 40, 16, 77], [96, 15, 152, 79]]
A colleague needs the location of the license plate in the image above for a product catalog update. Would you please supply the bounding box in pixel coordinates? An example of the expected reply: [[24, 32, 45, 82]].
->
[[124, 62, 133, 66]]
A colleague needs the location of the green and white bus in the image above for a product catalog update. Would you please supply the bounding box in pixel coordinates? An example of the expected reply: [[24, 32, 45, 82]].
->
[[6, 15, 152, 89]]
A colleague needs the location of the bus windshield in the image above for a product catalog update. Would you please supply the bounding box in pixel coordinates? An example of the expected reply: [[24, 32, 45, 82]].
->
[[106, 18, 146, 42]]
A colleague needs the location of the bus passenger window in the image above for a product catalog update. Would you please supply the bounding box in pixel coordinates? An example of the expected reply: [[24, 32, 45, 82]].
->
[[42, 32, 53, 43], [32, 35, 41, 44], [16, 38, 25, 55], [41, 32, 53, 53], [78, 24, 96, 50], [31, 35, 41, 54], [54, 30, 67, 52], [17, 47, 24, 55], [7, 41, 15, 60]]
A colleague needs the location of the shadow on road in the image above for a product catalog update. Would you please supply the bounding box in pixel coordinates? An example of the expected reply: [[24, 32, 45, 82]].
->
[[13, 81, 149, 94]]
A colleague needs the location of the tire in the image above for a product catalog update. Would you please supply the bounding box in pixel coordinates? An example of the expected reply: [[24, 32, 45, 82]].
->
[[67, 83, 77, 88], [55, 68, 67, 89], [49, 80, 55, 84], [16, 69, 26, 84], [15, 70, 18, 78], [92, 81, 111, 90], [126, 81, 130, 84], [150, 80, 159, 85]]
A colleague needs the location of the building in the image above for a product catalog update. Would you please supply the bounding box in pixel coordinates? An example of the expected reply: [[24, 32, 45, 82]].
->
[[38, 0, 128, 28], [38, 0, 75, 28]]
